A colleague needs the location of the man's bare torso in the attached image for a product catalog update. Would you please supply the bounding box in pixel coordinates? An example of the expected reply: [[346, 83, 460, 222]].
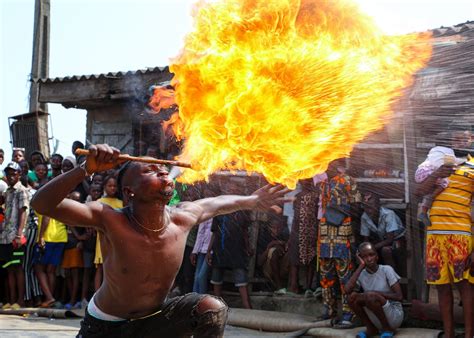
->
[[93, 206, 189, 319]]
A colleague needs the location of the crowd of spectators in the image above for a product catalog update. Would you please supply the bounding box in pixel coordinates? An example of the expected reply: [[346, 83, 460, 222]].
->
[[0, 141, 123, 310], [0, 127, 472, 337]]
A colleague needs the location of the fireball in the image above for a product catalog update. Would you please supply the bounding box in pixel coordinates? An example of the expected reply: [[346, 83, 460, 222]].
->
[[165, 0, 431, 188]]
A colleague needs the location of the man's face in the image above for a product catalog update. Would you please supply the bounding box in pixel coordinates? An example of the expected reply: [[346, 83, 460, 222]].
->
[[13, 151, 24, 163], [51, 156, 62, 170], [68, 192, 81, 202], [19, 161, 29, 176], [452, 131, 472, 150], [35, 164, 48, 179], [270, 221, 282, 237], [363, 194, 379, 217], [359, 246, 378, 271], [62, 160, 74, 173], [128, 163, 175, 202], [90, 186, 103, 201], [31, 154, 44, 167], [0, 153, 4, 165], [5, 168, 20, 187], [104, 178, 117, 197]]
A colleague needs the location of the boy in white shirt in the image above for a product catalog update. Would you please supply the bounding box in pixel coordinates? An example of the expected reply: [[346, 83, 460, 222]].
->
[[345, 242, 404, 338]]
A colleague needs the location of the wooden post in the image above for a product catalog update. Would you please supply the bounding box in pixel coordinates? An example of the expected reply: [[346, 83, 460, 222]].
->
[[29, 0, 51, 157], [246, 211, 260, 293], [403, 104, 425, 301]]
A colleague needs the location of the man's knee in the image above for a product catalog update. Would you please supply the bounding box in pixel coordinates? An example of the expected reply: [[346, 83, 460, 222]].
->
[[365, 292, 385, 306], [196, 295, 227, 314], [380, 246, 392, 258], [348, 292, 363, 306], [193, 296, 228, 336]]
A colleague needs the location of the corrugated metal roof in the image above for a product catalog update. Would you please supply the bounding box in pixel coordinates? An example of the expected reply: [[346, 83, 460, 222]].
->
[[33, 21, 474, 84], [431, 21, 474, 37], [32, 66, 169, 83]]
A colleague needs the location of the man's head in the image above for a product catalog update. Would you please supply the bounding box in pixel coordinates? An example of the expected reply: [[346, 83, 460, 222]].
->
[[51, 154, 64, 171], [92, 173, 104, 186], [19, 160, 29, 176], [4, 162, 21, 187], [103, 175, 118, 198], [34, 163, 48, 180], [89, 184, 103, 201], [30, 150, 46, 168], [117, 160, 174, 204], [441, 124, 473, 157], [0, 148, 4, 165], [363, 192, 380, 218], [12, 148, 25, 163], [62, 156, 76, 173], [299, 178, 315, 192], [68, 191, 81, 202], [358, 242, 378, 272], [268, 216, 284, 237], [327, 158, 347, 178], [72, 141, 85, 156]]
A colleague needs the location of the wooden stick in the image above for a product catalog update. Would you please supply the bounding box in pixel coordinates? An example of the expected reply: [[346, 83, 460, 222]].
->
[[75, 149, 193, 169]]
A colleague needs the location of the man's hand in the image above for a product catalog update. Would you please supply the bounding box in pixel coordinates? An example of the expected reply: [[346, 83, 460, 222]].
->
[[38, 237, 46, 248], [84, 144, 122, 175], [190, 253, 197, 266], [433, 164, 456, 178], [251, 184, 293, 213], [13, 235, 26, 248], [468, 251, 474, 277], [356, 252, 365, 268], [363, 291, 385, 303], [206, 251, 212, 266]]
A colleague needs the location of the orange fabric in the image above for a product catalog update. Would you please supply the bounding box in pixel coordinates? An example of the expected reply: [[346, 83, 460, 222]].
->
[[62, 247, 84, 269], [425, 233, 473, 285]]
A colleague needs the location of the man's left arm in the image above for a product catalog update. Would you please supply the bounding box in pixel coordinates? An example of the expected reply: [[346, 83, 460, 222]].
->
[[376, 266, 403, 301], [374, 232, 396, 250], [375, 210, 404, 249], [16, 207, 27, 245], [177, 185, 292, 227], [15, 189, 29, 245], [378, 282, 403, 302]]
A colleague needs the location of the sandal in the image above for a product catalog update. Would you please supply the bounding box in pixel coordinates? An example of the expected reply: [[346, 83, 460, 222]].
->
[[273, 288, 299, 297], [333, 320, 356, 329], [10, 303, 21, 310], [40, 299, 56, 308], [356, 332, 368, 338], [380, 332, 394, 338]]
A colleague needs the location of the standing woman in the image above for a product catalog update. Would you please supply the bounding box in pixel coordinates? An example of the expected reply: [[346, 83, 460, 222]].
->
[[23, 162, 50, 306], [23, 199, 43, 306], [95, 175, 122, 290]]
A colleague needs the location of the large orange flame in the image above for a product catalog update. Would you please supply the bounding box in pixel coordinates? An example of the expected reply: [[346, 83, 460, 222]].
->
[[167, 0, 431, 188]]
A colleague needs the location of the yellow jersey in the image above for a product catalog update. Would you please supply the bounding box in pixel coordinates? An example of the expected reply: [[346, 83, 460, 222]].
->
[[429, 160, 474, 235]]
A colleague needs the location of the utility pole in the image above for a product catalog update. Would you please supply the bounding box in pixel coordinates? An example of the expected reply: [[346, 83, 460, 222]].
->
[[29, 0, 50, 113], [11, 0, 51, 157]]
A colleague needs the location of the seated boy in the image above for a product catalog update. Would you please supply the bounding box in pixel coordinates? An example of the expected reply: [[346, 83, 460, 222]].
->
[[256, 216, 290, 292], [345, 242, 404, 338], [361, 193, 405, 269]]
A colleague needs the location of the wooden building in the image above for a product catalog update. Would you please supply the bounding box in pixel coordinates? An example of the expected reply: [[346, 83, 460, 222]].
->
[[36, 21, 474, 301]]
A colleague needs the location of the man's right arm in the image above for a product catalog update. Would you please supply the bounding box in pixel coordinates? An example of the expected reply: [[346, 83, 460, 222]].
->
[[415, 164, 455, 197], [31, 167, 104, 229], [32, 144, 121, 229]]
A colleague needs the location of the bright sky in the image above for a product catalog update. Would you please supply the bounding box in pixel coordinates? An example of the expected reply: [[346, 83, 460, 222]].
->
[[1, 0, 473, 165]]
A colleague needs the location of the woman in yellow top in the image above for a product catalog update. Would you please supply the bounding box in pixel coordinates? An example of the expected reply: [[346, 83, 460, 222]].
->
[[34, 212, 67, 307], [94, 175, 123, 291]]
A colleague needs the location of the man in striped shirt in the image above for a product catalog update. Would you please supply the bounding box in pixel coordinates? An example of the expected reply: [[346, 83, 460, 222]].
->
[[416, 128, 474, 338]]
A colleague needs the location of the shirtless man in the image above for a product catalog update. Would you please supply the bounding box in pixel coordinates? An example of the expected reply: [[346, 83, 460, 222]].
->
[[31, 144, 291, 337]]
